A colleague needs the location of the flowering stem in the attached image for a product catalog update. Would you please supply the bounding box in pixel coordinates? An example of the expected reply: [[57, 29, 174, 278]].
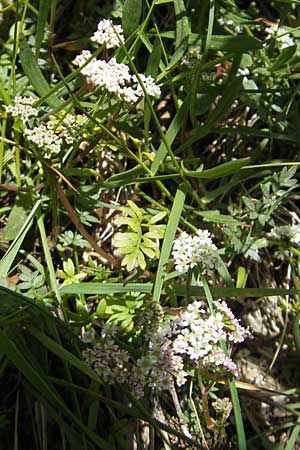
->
[[184, 270, 192, 306], [0, 116, 7, 184], [200, 275, 215, 314], [200, 277, 247, 450], [197, 365, 214, 431], [188, 381, 209, 450], [169, 383, 192, 438]]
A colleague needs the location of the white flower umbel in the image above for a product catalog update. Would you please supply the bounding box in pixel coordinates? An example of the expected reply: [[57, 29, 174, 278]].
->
[[25, 124, 62, 158], [172, 229, 218, 274], [265, 25, 295, 49], [171, 300, 250, 377], [91, 19, 124, 49], [5, 96, 38, 122], [74, 51, 161, 102]]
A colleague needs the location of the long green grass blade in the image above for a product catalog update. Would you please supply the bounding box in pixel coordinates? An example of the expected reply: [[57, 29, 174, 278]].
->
[[29, 328, 101, 383], [152, 182, 188, 302], [167, 0, 190, 67], [60, 283, 298, 298], [35, 0, 50, 58], [122, 0, 142, 36]]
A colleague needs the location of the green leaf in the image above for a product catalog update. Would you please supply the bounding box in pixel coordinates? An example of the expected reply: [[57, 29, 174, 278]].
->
[[140, 245, 156, 258], [0, 200, 41, 278], [113, 232, 139, 245], [148, 211, 167, 224], [152, 182, 188, 302], [19, 35, 60, 108], [137, 249, 146, 270], [60, 283, 153, 295], [168, 0, 190, 67], [182, 157, 251, 179], [189, 33, 262, 52], [1, 193, 32, 240], [122, 252, 138, 271], [122, 0, 142, 36], [60, 283, 300, 298], [127, 200, 142, 220], [270, 45, 297, 72], [121, 217, 141, 233], [195, 211, 241, 225], [35, 0, 50, 58]]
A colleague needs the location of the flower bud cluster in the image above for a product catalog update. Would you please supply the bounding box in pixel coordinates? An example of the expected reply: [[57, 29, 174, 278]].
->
[[218, 17, 243, 34], [133, 300, 163, 339], [212, 397, 232, 420], [172, 229, 218, 274], [82, 326, 130, 384], [5, 96, 38, 122]]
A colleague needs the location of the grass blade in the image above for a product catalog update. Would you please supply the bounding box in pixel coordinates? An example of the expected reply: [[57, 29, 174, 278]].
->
[[35, 0, 50, 58], [152, 182, 189, 302]]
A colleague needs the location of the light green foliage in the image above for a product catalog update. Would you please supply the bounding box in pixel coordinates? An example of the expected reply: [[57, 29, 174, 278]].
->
[[113, 200, 166, 271], [58, 258, 87, 286]]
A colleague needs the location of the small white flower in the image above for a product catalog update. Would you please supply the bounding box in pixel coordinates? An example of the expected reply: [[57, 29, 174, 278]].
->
[[238, 67, 250, 82]]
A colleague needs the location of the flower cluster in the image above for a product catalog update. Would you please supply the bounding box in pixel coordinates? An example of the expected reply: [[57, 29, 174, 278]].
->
[[181, 46, 202, 69], [25, 123, 63, 158], [5, 96, 38, 122], [170, 300, 250, 375], [82, 326, 130, 384], [265, 25, 295, 50], [5, 96, 84, 157], [73, 19, 160, 103], [91, 19, 124, 49], [172, 229, 218, 274], [269, 224, 300, 245], [83, 299, 250, 398], [74, 51, 160, 102], [130, 336, 185, 397]]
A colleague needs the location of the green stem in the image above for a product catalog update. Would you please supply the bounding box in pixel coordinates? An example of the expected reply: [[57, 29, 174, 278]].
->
[[0, 116, 7, 184]]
